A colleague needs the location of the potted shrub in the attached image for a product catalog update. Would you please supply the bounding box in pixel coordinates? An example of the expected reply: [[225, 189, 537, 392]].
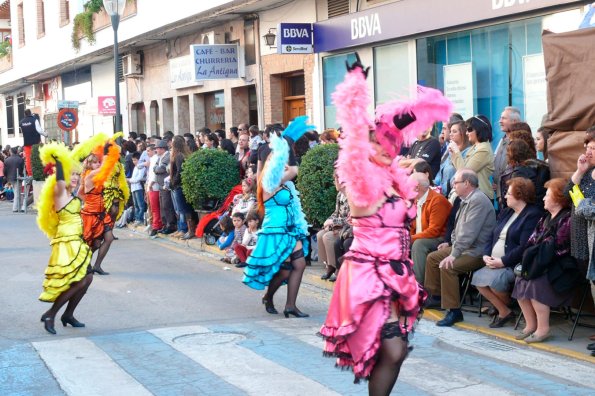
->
[[296, 143, 339, 228], [181, 149, 240, 211], [31, 143, 46, 207]]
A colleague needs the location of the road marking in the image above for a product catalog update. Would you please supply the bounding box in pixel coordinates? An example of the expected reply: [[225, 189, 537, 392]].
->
[[32, 338, 152, 396], [91, 331, 245, 396], [149, 325, 340, 396]]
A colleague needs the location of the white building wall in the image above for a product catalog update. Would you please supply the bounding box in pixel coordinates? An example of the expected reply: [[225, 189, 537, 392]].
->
[[0, 0, 235, 86]]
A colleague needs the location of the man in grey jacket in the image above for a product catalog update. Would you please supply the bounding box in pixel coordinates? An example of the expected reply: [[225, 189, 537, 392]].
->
[[153, 140, 177, 234], [424, 169, 496, 326]]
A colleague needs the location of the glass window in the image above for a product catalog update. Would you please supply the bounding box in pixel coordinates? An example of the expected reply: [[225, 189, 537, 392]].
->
[[322, 52, 356, 129], [205, 91, 225, 131], [374, 42, 410, 106], [417, 15, 546, 149]]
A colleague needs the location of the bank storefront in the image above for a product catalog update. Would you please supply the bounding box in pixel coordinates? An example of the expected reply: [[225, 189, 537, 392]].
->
[[314, 0, 588, 145]]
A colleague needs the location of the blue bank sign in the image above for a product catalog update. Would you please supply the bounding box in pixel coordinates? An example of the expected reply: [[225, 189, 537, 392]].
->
[[277, 23, 313, 54], [192, 44, 240, 81]]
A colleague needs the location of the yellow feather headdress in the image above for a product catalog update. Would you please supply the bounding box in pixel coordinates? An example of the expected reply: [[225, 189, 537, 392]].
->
[[36, 143, 80, 239]]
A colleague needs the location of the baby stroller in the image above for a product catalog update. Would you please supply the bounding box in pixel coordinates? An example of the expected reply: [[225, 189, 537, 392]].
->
[[195, 184, 243, 245]]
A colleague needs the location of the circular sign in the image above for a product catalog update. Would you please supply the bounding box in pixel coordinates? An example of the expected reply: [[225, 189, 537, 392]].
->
[[57, 108, 78, 131]]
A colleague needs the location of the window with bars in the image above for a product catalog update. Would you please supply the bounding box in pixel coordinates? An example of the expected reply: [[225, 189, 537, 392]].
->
[[37, 0, 45, 38], [17, 3, 24, 46], [60, 0, 70, 27], [6, 96, 14, 136], [328, 0, 349, 18], [17, 94, 26, 133]]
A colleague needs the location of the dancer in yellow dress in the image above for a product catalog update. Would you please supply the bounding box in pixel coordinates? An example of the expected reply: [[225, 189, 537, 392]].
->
[[38, 143, 93, 335]]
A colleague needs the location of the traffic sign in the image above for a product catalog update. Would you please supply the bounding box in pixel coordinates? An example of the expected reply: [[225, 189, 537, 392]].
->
[[57, 108, 78, 131]]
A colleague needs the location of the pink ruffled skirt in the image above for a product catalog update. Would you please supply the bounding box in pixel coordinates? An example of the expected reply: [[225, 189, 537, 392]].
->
[[319, 251, 427, 381]]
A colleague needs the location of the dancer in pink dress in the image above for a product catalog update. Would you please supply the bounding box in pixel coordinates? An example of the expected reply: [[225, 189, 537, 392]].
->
[[320, 55, 452, 394]]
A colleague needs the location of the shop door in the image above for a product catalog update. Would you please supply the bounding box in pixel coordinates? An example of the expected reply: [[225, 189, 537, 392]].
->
[[286, 98, 305, 124], [283, 74, 306, 126]]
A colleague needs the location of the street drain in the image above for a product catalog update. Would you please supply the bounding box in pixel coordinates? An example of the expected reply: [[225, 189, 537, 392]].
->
[[173, 332, 246, 346], [467, 340, 517, 352]]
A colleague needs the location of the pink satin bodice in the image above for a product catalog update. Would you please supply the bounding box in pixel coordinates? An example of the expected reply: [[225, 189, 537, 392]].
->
[[349, 195, 416, 262]]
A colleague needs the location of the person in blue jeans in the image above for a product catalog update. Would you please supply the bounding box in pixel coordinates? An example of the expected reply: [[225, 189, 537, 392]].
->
[[128, 152, 147, 225], [169, 136, 196, 239]]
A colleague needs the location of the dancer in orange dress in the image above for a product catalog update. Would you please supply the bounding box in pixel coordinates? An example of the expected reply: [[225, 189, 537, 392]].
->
[[80, 142, 121, 275]]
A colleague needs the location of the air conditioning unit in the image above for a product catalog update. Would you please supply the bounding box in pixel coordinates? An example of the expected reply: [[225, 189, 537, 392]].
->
[[123, 53, 142, 76], [200, 31, 223, 45]]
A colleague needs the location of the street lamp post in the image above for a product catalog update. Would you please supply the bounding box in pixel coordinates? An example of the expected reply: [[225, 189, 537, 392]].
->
[[103, 0, 126, 134]]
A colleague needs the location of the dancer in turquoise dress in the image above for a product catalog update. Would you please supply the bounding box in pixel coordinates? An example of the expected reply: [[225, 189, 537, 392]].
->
[[243, 116, 313, 318]]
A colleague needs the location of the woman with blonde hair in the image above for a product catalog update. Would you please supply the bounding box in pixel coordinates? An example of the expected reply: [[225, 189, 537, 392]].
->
[[38, 143, 93, 334]]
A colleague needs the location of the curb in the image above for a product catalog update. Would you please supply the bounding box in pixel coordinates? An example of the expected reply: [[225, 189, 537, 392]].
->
[[424, 309, 595, 364]]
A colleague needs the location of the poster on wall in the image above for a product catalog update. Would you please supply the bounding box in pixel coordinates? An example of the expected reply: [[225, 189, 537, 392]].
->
[[523, 54, 547, 134], [443, 63, 475, 119]]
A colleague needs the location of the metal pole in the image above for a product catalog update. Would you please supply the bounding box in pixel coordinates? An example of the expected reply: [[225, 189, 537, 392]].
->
[[111, 14, 121, 134]]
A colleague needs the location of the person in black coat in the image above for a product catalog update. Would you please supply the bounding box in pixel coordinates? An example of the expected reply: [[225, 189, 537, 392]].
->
[[472, 177, 543, 328]]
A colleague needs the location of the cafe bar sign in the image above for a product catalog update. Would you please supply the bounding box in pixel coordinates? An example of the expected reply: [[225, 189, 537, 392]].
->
[[192, 44, 240, 81]]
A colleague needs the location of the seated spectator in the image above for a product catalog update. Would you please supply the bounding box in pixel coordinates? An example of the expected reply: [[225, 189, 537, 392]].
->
[[413, 160, 440, 193], [450, 115, 494, 199], [320, 129, 339, 145], [0, 182, 13, 201], [425, 169, 496, 326], [217, 216, 235, 258], [317, 172, 349, 281], [234, 211, 260, 268], [128, 152, 147, 225], [333, 223, 353, 275], [512, 178, 575, 343], [410, 172, 452, 284], [226, 212, 247, 264], [231, 177, 256, 216], [472, 177, 542, 328], [435, 120, 471, 198]]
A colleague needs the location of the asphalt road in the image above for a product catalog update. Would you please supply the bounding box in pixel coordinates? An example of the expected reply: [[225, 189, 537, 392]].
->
[[2, 201, 594, 395]]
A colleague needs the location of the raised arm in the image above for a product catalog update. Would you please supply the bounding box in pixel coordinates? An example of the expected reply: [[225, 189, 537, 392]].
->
[[333, 65, 383, 207], [261, 133, 290, 194]]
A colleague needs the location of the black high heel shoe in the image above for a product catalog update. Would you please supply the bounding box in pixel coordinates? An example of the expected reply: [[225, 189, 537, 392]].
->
[[61, 316, 86, 328], [283, 308, 309, 318], [43, 317, 56, 335], [262, 296, 278, 315], [93, 268, 110, 275]]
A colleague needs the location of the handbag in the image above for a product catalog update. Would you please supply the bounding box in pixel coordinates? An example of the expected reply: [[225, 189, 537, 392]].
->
[[520, 240, 555, 280], [569, 184, 584, 207]]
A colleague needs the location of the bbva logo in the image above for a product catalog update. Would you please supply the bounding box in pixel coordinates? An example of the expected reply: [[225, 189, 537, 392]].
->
[[492, 0, 531, 10], [350, 13, 381, 40]]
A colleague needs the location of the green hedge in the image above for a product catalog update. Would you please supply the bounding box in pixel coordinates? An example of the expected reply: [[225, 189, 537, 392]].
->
[[181, 149, 240, 210], [296, 144, 339, 228], [31, 144, 45, 181]]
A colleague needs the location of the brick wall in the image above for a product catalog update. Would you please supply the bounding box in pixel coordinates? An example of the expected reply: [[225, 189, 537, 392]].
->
[[261, 53, 315, 125]]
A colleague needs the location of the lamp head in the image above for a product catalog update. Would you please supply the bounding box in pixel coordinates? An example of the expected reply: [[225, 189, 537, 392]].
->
[[102, 0, 126, 17]]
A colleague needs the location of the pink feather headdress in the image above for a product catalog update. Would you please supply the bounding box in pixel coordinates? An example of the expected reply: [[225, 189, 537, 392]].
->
[[375, 86, 453, 158]]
